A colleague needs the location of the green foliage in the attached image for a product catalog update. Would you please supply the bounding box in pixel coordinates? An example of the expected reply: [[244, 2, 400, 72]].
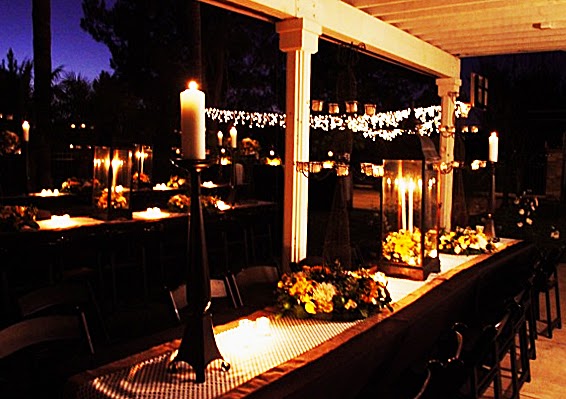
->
[[495, 193, 565, 251]]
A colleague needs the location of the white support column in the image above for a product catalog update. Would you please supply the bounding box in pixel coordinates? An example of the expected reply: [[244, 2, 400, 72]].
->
[[276, 18, 321, 273], [436, 77, 462, 232]]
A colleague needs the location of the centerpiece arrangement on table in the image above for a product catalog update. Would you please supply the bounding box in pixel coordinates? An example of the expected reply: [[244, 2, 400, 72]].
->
[[276, 265, 392, 320], [379, 136, 441, 281], [438, 226, 500, 255], [167, 194, 230, 213], [0, 205, 39, 232], [92, 146, 133, 220]]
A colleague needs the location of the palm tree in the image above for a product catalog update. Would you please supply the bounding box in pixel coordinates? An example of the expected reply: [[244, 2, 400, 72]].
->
[[0, 49, 33, 121], [32, 0, 53, 189]]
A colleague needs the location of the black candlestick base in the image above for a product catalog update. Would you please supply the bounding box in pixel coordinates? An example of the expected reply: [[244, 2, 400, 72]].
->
[[167, 158, 227, 383], [169, 312, 228, 382], [228, 148, 238, 205]]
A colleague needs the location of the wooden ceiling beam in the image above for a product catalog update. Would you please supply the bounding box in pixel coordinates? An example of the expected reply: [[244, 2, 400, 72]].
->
[[203, 0, 460, 77]]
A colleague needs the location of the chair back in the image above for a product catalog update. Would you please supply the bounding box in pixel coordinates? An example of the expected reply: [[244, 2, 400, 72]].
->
[[0, 315, 90, 359]]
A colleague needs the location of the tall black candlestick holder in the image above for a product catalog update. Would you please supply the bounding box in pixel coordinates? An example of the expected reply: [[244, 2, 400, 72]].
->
[[23, 140, 30, 194], [168, 158, 228, 383], [485, 160, 497, 238], [227, 147, 238, 205]]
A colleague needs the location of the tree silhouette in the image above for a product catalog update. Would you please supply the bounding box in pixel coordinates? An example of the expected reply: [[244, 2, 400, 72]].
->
[[32, 0, 53, 189], [0, 49, 33, 121]]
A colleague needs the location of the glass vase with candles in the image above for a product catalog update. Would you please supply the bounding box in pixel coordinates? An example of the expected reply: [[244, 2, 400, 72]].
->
[[380, 136, 441, 280], [132, 144, 153, 190], [92, 146, 133, 220]]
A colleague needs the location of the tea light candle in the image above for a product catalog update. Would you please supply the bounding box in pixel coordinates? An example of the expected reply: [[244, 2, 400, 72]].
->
[[238, 319, 253, 335], [180, 81, 206, 159], [489, 131, 499, 162], [255, 317, 271, 335], [216, 200, 231, 211]]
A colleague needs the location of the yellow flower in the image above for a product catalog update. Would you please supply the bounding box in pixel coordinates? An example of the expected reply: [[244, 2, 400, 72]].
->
[[344, 299, 357, 310], [305, 302, 316, 314]]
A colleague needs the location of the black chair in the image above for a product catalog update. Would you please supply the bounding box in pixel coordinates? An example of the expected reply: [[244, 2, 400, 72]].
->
[[387, 323, 465, 399], [16, 280, 107, 345], [100, 225, 150, 310], [205, 215, 246, 308], [458, 306, 520, 399], [167, 282, 240, 324], [510, 288, 534, 389], [0, 314, 94, 399], [534, 246, 563, 338], [410, 325, 466, 399]]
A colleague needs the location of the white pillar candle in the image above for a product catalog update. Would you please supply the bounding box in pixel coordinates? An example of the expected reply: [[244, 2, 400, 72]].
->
[[408, 179, 415, 233], [229, 126, 238, 149], [217, 131, 223, 147], [400, 179, 407, 231], [111, 158, 122, 190], [489, 131, 499, 162], [22, 121, 30, 142], [180, 81, 206, 159]]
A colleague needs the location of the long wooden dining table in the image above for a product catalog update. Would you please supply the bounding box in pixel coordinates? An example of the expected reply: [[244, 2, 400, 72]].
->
[[0, 200, 278, 322], [63, 239, 537, 399]]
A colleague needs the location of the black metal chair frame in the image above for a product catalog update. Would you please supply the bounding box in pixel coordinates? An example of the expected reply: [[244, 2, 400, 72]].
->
[[534, 248, 563, 338]]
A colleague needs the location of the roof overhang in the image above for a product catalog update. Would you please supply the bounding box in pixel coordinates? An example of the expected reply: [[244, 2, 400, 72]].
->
[[201, 0, 461, 78]]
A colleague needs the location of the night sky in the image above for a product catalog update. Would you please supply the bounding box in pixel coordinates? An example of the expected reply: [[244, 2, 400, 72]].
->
[[0, 0, 112, 81]]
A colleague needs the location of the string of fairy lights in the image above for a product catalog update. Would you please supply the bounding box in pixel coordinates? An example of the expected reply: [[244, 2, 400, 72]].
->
[[205, 101, 471, 141]]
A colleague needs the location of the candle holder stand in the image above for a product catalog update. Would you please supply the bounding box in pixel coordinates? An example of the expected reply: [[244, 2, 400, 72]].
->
[[227, 148, 238, 205], [484, 161, 497, 238], [168, 158, 228, 383], [23, 140, 30, 194]]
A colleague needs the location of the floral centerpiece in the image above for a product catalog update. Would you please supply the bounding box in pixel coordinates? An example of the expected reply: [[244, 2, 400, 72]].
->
[[0, 205, 39, 232], [276, 265, 392, 320], [133, 171, 151, 185], [61, 177, 96, 194], [96, 186, 128, 210], [438, 226, 498, 255], [240, 137, 261, 156], [167, 194, 225, 213], [166, 175, 188, 189], [382, 228, 438, 266], [0, 130, 20, 155], [382, 228, 421, 266]]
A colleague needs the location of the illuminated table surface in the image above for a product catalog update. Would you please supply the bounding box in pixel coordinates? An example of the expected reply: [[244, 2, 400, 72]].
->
[[65, 239, 533, 399], [34, 200, 275, 231]]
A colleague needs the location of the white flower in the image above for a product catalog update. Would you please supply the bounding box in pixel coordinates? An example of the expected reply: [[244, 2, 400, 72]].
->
[[551, 230, 560, 240], [526, 218, 533, 225], [518, 209, 525, 215], [517, 222, 524, 228], [312, 282, 337, 304]]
